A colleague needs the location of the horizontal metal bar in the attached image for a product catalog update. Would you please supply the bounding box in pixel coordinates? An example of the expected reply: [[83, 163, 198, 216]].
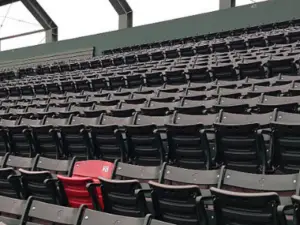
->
[[0, 28, 44, 41]]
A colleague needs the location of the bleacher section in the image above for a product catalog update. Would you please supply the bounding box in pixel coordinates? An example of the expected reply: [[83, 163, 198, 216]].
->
[[1, 22, 300, 225]]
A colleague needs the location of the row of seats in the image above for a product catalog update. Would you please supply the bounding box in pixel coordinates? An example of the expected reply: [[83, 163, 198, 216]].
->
[[1, 154, 300, 225], [0, 197, 171, 225], [0, 153, 113, 204], [13, 25, 300, 77], [1, 109, 300, 173], [103, 22, 300, 54]]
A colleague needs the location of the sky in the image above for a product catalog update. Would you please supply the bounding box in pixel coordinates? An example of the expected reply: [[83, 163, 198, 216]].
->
[[0, 0, 267, 51]]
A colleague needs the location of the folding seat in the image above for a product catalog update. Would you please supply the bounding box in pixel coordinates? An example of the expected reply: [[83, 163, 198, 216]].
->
[[89, 114, 129, 162], [238, 59, 266, 79], [20, 84, 34, 96], [182, 89, 210, 100], [287, 29, 300, 43], [19, 156, 76, 204], [30, 116, 69, 159], [258, 95, 300, 113], [214, 111, 273, 173], [213, 87, 249, 99], [247, 35, 267, 48], [90, 77, 108, 91], [275, 74, 300, 85], [0, 195, 28, 225], [46, 82, 61, 94], [8, 117, 43, 157], [108, 91, 132, 101], [90, 59, 101, 68], [108, 76, 126, 90], [39, 103, 70, 118], [149, 180, 208, 225], [267, 32, 287, 45], [242, 76, 278, 87], [125, 112, 169, 166], [0, 154, 37, 198], [186, 66, 211, 83], [195, 43, 211, 54], [164, 68, 187, 85], [210, 187, 282, 225], [217, 168, 300, 207], [144, 71, 165, 87], [57, 160, 114, 209], [270, 111, 300, 173], [141, 99, 179, 116], [61, 80, 76, 93], [21, 198, 85, 225], [97, 176, 149, 217], [58, 116, 101, 160], [214, 96, 260, 113], [227, 38, 247, 51], [211, 63, 238, 81], [8, 86, 21, 97], [266, 56, 297, 76], [0, 87, 8, 98], [248, 83, 291, 97], [165, 112, 215, 169], [74, 78, 91, 91], [180, 46, 195, 57], [176, 98, 217, 114], [77, 209, 154, 225]]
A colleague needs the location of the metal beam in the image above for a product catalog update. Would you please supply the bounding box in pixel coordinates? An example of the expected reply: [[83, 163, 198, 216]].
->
[[21, 0, 58, 42], [219, 0, 236, 9], [109, 0, 133, 29], [0, 0, 18, 7]]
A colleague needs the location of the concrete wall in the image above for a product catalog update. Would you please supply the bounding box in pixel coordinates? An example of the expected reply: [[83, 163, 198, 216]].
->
[[0, 0, 299, 62]]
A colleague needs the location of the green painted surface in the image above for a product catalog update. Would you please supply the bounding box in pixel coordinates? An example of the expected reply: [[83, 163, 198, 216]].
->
[[0, 0, 299, 62]]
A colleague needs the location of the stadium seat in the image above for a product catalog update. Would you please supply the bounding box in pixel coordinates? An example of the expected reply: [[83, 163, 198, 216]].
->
[[149, 180, 209, 225], [0, 195, 28, 225], [210, 187, 282, 225], [20, 198, 85, 225], [58, 160, 114, 209], [214, 110, 272, 173], [166, 112, 214, 169]]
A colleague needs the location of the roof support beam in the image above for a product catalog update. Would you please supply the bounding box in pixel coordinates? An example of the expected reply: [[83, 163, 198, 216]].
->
[[219, 0, 236, 9], [109, 0, 133, 29], [21, 0, 58, 42]]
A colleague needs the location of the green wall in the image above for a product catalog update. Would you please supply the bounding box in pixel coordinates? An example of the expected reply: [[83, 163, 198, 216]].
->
[[0, 0, 299, 62]]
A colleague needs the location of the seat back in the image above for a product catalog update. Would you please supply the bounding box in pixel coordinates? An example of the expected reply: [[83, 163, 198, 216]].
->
[[210, 187, 281, 225], [9, 118, 43, 157], [126, 124, 164, 166], [3, 154, 37, 170], [19, 169, 60, 204], [60, 116, 99, 160], [21, 198, 85, 225], [214, 111, 269, 173], [78, 207, 146, 225], [0, 195, 28, 225], [34, 156, 76, 175], [90, 116, 127, 162], [219, 168, 300, 205], [99, 177, 148, 217], [149, 181, 208, 225], [166, 113, 212, 169], [271, 111, 300, 173]]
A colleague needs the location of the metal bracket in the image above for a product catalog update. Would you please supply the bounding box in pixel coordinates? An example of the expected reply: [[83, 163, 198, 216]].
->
[[0, 0, 57, 50], [109, 0, 133, 29], [219, 0, 236, 9]]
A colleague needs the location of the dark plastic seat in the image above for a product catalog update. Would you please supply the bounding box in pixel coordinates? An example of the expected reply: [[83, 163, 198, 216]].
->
[[166, 112, 213, 169], [21, 198, 85, 225], [98, 177, 149, 217], [210, 187, 282, 225], [218, 168, 300, 206], [89, 114, 129, 162], [125, 112, 167, 166], [149, 180, 208, 225], [214, 111, 273, 173], [30, 116, 69, 159], [258, 95, 300, 113], [271, 110, 300, 173]]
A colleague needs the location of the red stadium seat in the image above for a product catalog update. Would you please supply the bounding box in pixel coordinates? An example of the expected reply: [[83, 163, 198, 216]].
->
[[58, 160, 114, 209]]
